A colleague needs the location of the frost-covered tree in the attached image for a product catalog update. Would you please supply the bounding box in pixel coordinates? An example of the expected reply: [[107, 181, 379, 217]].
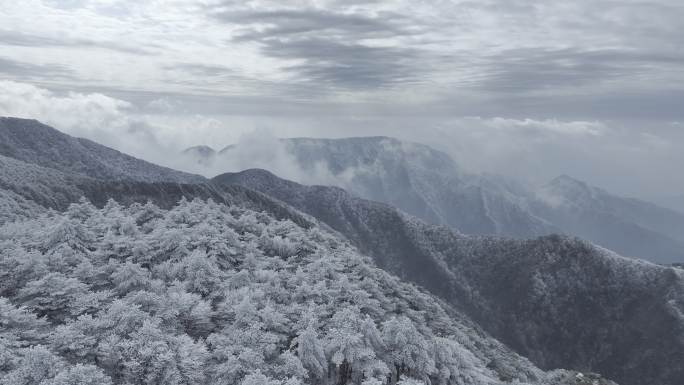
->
[[44, 364, 113, 385], [382, 317, 435, 383], [2, 346, 65, 385], [15, 273, 94, 322], [0, 198, 608, 385], [297, 325, 327, 380]]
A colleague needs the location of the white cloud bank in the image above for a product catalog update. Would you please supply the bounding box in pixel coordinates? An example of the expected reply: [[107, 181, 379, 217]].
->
[[0, 81, 238, 170], [1, 80, 682, 199]]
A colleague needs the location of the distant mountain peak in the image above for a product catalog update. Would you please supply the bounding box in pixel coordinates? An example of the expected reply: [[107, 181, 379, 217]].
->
[[182, 145, 216, 157], [288, 135, 396, 142], [549, 174, 589, 188], [536, 175, 595, 211], [183, 144, 215, 153], [544, 174, 596, 197]]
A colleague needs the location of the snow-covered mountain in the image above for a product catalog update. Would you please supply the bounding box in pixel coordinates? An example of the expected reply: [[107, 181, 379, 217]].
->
[[533, 175, 684, 263], [197, 136, 684, 263], [210, 137, 557, 238], [0, 117, 204, 183], [0, 119, 616, 385], [0, 153, 317, 234], [216, 168, 684, 385], [2, 118, 682, 385], [2, 198, 614, 385]]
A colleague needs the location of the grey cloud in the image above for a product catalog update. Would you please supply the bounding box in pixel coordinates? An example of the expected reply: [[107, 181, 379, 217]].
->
[[164, 63, 234, 78], [260, 38, 419, 89], [476, 48, 684, 93], [560, 1, 684, 45], [0, 30, 155, 55], [3, 0, 684, 198], [501, 89, 684, 121], [224, 8, 411, 41], [0, 57, 74, 80], [210, 6, 425, 90]]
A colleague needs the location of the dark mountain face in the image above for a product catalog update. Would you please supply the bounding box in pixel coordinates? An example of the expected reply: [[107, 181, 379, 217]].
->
[[437, 235, 684, 385], [0, 117, 204, 183], [215, 169, 684, 385]]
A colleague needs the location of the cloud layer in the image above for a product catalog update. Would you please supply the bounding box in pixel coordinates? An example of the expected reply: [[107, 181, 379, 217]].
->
[[1, 1, 683, 198], [3, 1, 683, 112]]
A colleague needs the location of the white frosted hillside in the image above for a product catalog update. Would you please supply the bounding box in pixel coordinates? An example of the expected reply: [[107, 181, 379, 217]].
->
[[0, 188, 45, 224], [0, 117, 205, 183], [0, 198, 609, 385], [217, 168, 684, 385]]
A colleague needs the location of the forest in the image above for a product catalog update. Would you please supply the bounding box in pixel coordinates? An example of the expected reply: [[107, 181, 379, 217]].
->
[[0, 198, 593, 385]]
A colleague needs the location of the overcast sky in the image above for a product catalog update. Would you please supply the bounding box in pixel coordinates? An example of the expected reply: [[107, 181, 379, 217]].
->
[[1, 0, 683, 199]]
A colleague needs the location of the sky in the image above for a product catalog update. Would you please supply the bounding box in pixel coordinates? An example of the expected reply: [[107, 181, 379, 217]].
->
[[0, 0, 683, 199]]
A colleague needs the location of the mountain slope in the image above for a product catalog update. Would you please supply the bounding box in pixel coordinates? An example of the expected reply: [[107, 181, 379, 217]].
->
[[216, 169, 684, 385], [533, 175, 684, 262], [0, 119, 677, 384], [214, 169, 465, 304], [206, 136, 684, 263], [653, 194, 684, 214], [214, 137, 556, 238], [0, 155, 322, 238], [0, 117, 204, 183], [0, 194, 610, 385], [0, 118, 316, 229], [0, 187, 45, 223]]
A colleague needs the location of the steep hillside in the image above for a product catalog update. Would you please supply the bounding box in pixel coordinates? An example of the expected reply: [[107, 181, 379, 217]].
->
[[1, 119, 678, 384], [216, 169, 684, 385], [533, 175, 684, 262], [426, 233, 684, 385], [0, 188, 46, 224], [0, 198, 608, 385], [0, 117, 204, 183], [213, 169, 464, 303], [0, 154, 314, 229]]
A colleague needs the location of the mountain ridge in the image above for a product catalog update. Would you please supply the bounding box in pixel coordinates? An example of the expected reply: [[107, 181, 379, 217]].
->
[[215, 168, 684, 385], [0, 117, 205, 184], [2, 118, 682, 385], [0, 118, 620, 385], [188, 136, 684, 263]]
